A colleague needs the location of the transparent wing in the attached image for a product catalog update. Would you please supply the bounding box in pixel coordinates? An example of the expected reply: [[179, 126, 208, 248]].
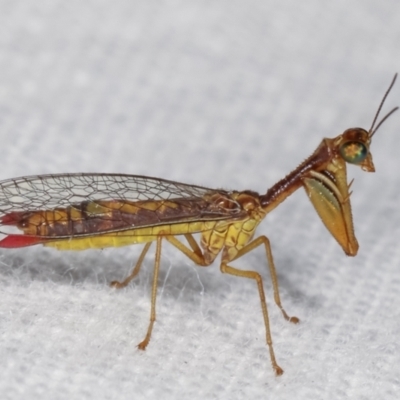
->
[[0, 173, 221, 213], [0, 173, 245, 242]]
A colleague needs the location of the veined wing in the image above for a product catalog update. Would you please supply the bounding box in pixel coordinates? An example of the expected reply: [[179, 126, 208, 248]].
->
[[0, 173, 218, 209], [0, 173, 245, 241]]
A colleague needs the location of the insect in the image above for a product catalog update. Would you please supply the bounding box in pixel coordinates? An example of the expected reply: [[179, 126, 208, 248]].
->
[[0, 75, 397, 375]]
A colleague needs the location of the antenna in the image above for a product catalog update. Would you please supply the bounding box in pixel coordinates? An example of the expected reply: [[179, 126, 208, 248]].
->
[[369, 73, 398, 138]]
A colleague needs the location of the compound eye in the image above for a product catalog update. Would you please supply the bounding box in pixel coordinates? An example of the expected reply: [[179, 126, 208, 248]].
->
[[339, 141, 368, 164]]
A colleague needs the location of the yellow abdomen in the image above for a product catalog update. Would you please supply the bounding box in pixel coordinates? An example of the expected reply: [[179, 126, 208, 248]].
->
[[44, 220, 214, 250]]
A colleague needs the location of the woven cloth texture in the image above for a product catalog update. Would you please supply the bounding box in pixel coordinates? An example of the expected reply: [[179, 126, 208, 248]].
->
[[0, 2, 399, 399]]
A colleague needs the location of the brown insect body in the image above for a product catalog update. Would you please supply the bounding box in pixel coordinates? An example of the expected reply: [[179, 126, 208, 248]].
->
[[0, 75, 397, 376]]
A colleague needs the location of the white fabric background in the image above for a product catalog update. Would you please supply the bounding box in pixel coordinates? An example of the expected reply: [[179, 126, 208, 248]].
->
[[0, 1, 399, 399]]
